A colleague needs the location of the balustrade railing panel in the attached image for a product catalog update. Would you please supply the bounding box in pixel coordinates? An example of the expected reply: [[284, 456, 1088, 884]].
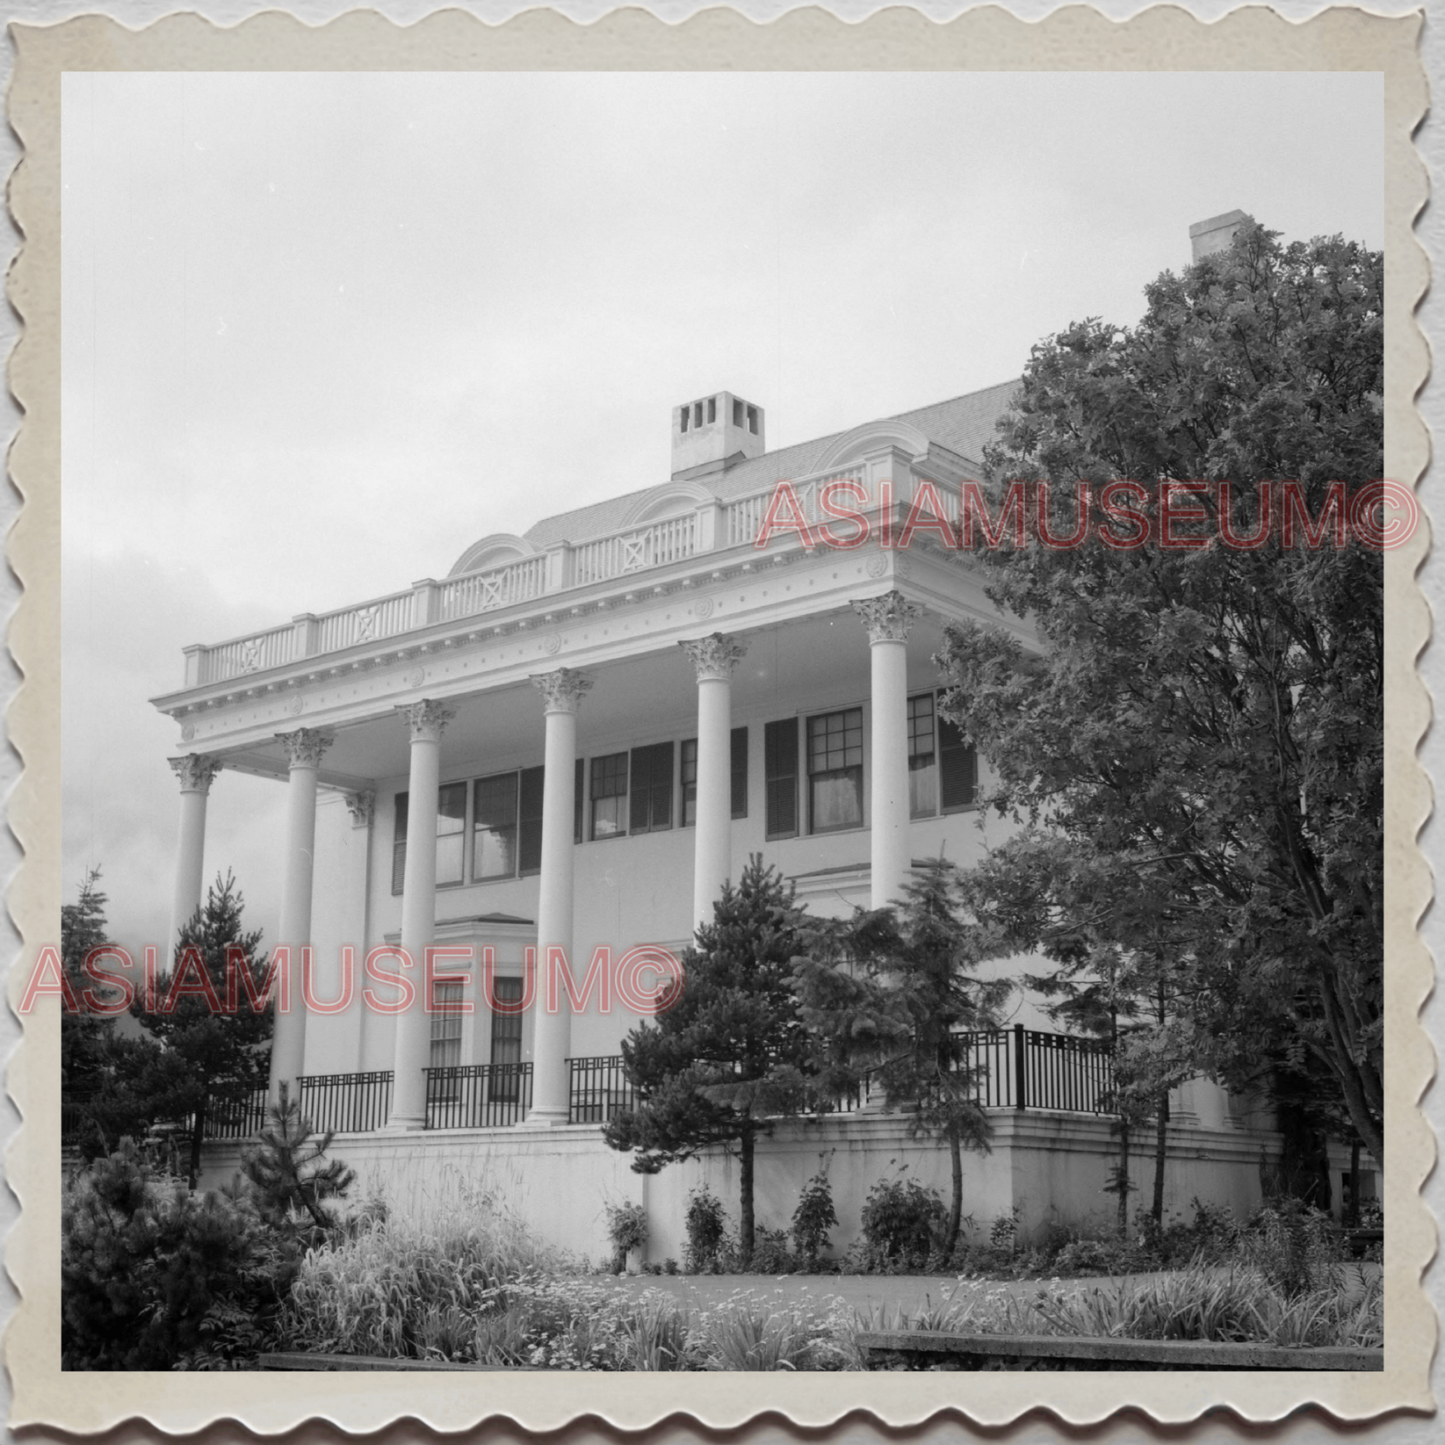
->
[[425, 1063, 533, 1129], [567, 1056, 637, 1124], [297, 1071, 394, 1134], [439, 556, 548, 621], [316, 591, 414, 653], [572, 515, 698, 587], [201, 624, 296, 684]]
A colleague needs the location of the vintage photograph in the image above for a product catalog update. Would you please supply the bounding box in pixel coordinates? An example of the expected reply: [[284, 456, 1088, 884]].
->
[[46, 49, 1397, 1395]]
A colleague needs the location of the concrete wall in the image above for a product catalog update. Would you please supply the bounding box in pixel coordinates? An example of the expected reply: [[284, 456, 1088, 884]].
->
[[199, 1110, 1283, 1268]]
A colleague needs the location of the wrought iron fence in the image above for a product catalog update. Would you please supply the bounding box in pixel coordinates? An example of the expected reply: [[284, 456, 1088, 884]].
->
[[425, 1063, 533, 1129], [204, 1085, 271, 1140], [1014, 1025, 1115, 1115], [567, 1055, 637, 1124], [297, 1071, 394, 1134]]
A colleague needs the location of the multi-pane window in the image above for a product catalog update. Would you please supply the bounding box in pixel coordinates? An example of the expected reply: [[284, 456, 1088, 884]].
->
[[590, 752, 628, 839], [391, 783, 467, 894], [908, 693, 939, 819], [473, 772, 519, 881], [630, 742, 674, 834], [429, 980, 465, 1071], [489, 976, 524, 1101], [938, 714, 979, 812], [807, 707, 864, 832], [681, 727, 749, 827], [764, 718, 799, 839]]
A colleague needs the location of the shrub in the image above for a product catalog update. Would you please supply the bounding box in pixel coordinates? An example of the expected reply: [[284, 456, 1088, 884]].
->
[[748, 1225, 796, 1275], [62, 1139, 289, 1369], [1240, 1198, 1343, 1297], [240, 1087, 354, 1244], [604, 1201, 648, 1272], [859, 1171, 945, 1269], [683, 1185, 730, 1273], [791, 1169, 839, 1266]]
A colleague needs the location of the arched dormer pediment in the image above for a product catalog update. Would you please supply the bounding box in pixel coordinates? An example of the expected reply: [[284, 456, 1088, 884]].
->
[[448, 533, 537, 578], [623, 479, 716, 527], [813, 419, 932, 472]]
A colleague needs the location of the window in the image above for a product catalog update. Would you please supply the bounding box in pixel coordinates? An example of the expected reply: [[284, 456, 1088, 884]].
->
[[908, 693, 938, 819], [939, 714, 978, 812], [391, 783, 468, 895], [807, 707, 864, 833], [591, 751, 628, 839], [429, 980, 464, 1072], [518, 766, 545, 875], [764, 718, 799, 839], [436, 783, 467, 885], [731, 725, 749, 818], [473, 772, 519, 881], [680, 728, 747, 828], [489, 977, 524, 1101], [630, 741, 674, 834]]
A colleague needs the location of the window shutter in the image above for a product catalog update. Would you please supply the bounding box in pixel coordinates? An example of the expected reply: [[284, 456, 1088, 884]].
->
[[764, 718, 799, 838]]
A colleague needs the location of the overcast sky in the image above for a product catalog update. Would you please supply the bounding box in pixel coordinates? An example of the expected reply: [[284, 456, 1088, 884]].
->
[[60, 70, 1384, 954]]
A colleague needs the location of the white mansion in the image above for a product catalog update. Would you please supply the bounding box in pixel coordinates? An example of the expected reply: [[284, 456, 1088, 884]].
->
[[151, 215, 1346, 1255]]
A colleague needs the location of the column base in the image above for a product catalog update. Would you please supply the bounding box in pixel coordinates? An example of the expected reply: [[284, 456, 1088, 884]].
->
[[381, 1116, 427, 1133], [519, 1106, 570, 1128]]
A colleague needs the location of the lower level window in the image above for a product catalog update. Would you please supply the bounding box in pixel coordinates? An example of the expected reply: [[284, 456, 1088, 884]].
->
[[429, 981, 464, 1074], [490, 977, 524, 1101], [808, 707, 863, 832]]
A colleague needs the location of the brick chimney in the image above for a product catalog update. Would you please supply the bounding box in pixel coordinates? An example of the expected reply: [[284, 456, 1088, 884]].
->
[[1189, 209, 1248, 263]]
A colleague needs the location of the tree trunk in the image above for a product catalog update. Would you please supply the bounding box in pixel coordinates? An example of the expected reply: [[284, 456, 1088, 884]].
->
[[944, 1126, 964, 1261], [1348, 1137, 1362, 1228], [738, 1130, 754, 1266], [1116, 1121, 1131, 1239], [188, 1094, 206, 1191], [1152, 1089, 1169, 1227]]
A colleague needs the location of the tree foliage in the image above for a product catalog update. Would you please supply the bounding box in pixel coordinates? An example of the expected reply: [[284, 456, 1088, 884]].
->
[[240, 1085, 355, 1241], [131, 872, 275, 1187], [939, 217, 1384, 1162], [793, 858, 1010, 1257], [604, 856, 817, 1262]]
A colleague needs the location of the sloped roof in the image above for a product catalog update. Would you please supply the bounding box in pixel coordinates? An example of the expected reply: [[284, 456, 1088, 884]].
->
[[522, 377, 1020, 550]]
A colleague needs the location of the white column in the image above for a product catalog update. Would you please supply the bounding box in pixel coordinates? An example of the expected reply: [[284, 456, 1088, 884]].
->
[[527, 667, 592, 1126], [680, 633, 748, 932], [852, 591, 921, 910], [167, 754, 223, 960], [268, 728, 335, 1106], [388, 700, 455, 1130]]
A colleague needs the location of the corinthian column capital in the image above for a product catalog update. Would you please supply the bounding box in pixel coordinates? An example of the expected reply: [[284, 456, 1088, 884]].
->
[[169, 753, 223, 796], [396, 700, 456, 744], [680, 632, 748, 683], [344, 790, 376, 828], [277, 727, 336, 770], [851, 590, 921, 644], [532, 667, 593, 715]]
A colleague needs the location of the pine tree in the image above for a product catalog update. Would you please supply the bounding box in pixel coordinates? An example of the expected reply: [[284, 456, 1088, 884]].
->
[[241, 1084, 354, 1239], [793, 858, 1010, 1258], [604, 855, 817, 1264], [132, 872, 274, 1187]]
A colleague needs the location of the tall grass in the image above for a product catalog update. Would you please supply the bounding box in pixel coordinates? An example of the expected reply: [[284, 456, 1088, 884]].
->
[[282, 1180, 559, 1359], [846, 1264, 1383, 1356]]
